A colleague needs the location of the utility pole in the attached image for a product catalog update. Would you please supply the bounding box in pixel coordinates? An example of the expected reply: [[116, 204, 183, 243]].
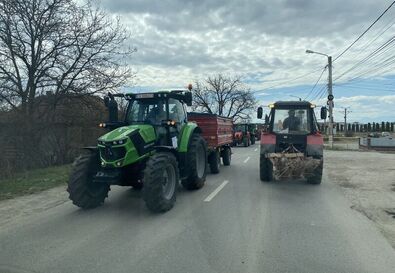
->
[[306, 49, 334, 148], [339, 107, 351, 136], [327, 56, 334, 147]]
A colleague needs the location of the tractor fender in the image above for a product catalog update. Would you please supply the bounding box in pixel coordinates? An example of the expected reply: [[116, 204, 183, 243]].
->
[[178, 122, 202, 153], [154, 145, 177, 154], [82, 146, 98, 152]]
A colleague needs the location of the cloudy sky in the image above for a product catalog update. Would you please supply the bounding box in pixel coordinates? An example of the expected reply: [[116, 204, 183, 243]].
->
[[101, 0, 395, 122]]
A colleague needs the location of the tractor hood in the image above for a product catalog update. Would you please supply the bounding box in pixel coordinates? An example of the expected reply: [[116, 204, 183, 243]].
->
[[98, 125, 156, 143]]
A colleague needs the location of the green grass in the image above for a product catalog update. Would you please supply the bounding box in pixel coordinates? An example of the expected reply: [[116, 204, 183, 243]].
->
[[0, 164, 71, 201]]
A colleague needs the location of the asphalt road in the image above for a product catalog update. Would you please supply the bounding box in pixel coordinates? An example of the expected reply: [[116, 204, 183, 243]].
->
[[1, 145, 395, 273]]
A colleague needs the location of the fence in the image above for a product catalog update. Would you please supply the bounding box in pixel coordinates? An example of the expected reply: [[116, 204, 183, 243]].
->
[[318, 122, 395, 135]]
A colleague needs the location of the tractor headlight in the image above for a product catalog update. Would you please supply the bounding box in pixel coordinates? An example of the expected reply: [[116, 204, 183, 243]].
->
[[113, 139, 127, 145]]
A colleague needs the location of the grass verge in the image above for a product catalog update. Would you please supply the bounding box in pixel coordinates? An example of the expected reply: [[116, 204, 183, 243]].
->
[[0, 164, 71, 201]]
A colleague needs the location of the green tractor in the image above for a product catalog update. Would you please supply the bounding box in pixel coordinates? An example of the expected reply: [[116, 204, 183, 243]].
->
[[67, 88, 207, 213]]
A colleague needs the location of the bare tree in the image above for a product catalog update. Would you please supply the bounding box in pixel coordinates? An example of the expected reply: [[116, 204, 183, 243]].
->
[[192, 74, 256, 121], [0, 0, 134, 120]]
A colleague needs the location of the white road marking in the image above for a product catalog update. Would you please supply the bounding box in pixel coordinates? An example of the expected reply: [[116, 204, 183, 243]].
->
[[243, 156, 250, 163], [204, 180, 229, 202], [254, 148, 258, 152]]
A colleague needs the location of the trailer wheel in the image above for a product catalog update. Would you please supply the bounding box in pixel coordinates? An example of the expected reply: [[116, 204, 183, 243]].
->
[[260, 154, 273, 182], [181, 134, 207, 190], [307, 159, 323, 185], [209, 150, 220, 174], [222, 147, 231, 166]]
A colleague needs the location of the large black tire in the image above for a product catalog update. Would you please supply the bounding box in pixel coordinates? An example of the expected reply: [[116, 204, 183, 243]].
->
[[222, 147, 231, 166], [243, 137, 248, 147], [250, 136, 255, 145], [181, 134, 207, 190], [142, 152, 179, 213], [260, 154, 273, 182], [307, 159, 323, 185], [67, 152, 110, 209], [209, 150, 220, 174]]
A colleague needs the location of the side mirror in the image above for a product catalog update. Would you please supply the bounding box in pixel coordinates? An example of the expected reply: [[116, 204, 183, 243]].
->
[[257, 107, 263, 119], [265, 114, 269, 125], [320, 107, 327, 120], [104, 96, 110, 107], [185, 92, 192, 106], [108, 97, 119, 123]]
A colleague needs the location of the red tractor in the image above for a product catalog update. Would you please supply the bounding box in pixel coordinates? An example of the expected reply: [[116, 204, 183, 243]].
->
[[257, 101, 326, 184], [233, 124, 254, 147]]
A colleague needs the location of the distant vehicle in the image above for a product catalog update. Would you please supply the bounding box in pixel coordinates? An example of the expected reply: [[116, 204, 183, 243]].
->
[[257, 101, 325, 184], [233, 123, 255, 146], [381, 132, 392, 138]]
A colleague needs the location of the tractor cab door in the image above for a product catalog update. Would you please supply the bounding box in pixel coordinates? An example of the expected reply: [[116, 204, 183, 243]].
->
[[168, 98, 187, 148]]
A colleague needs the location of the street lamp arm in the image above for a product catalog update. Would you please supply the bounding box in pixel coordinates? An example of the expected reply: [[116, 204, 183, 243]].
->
[[305, 49, 329, 57]]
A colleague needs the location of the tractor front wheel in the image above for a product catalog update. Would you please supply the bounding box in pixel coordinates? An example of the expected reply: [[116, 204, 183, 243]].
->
[[142, 152, 179, 213], [67, 152, 110, 209], [181, 134, 207, 190]]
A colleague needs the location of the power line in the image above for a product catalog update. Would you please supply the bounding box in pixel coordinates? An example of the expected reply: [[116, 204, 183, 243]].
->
[[333, 1, 395, 62], [253, 66, 324, 95], [335, 35, 395, 81], [304, 66, 327, 100]]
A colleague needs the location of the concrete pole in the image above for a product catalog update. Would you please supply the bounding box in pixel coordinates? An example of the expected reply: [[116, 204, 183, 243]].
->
[[327, 56, 334, 148], [344, 108, 347, 136]]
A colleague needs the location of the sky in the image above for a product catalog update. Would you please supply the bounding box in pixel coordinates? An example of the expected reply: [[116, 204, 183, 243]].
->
[[100, 0, 395, 123]]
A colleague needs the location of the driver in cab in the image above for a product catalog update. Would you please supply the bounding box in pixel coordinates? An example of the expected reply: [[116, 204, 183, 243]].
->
[[283, 109, 300, 131]]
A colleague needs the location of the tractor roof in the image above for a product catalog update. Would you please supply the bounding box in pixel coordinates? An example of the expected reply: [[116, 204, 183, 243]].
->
[[123, 89, 192, 105], [125, 89, 189, 96], [270, 101, 315, 109]]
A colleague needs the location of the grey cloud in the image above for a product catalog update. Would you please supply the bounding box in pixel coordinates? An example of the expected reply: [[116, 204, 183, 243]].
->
[[102, 0, 387, 37]]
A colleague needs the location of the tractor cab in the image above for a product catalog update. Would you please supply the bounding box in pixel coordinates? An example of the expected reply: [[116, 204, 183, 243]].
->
[[124, 90, 192, 147]]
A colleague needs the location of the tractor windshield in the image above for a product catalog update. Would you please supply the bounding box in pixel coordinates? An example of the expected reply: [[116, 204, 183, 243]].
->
[[126, 99, 167, 125], [272, 108, 311, 134], [234, 124, 247, 132]]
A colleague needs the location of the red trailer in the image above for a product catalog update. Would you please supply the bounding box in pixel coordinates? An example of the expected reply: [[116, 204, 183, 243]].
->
[[188, 112, 233, 174]]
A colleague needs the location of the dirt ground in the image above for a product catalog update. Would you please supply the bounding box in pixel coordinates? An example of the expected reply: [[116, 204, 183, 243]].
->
[[325, 150, 395, 248]]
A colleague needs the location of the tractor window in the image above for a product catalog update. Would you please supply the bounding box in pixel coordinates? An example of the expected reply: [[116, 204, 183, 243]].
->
[[168, 98, 186, 123], [272, 109, 311, 134], [126, 99, 167, 125], [235, 124, 247, 132]]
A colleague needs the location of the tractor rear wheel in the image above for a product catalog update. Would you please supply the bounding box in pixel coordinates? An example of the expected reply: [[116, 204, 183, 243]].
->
[[222, 147, 231, 166], [67, 152, 110, 209], [260, 154, 273, 182], [142, 152, 179, 212], [181, 134, 207, 190], [209, 150, 220, 174], [307, 159, 323, 185]]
